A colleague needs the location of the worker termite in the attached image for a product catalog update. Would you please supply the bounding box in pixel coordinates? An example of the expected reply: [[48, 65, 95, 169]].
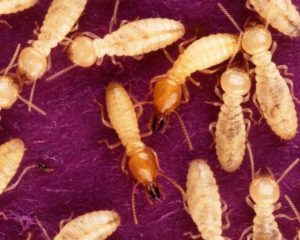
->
[[219, 3, 298, 140], [246, 0, 300, 37], [284, 195, 300, 239], [96, 81, 186, 224], [240, 158, 300, 240], [185, 159, 230, 240], [149, 32, 240, 149], [207, 67, 253, 172], [0, 0, 38, 15]]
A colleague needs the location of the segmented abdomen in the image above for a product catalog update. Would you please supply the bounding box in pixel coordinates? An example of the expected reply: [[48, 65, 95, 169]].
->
[[249, 0, 300, 37], [186, 160, 224, 240], [94, 18, 185, 58], [32, 0, 87, 56], [0, 0, 37, 14], [54, 210, 120, 240], [0, 139, 25, 194], [167, 33, 239, 85], [255, 58, 297, 140], [215, 100, 246, 172], [253, 205, 282, 240], [106, 82, 143, 155]]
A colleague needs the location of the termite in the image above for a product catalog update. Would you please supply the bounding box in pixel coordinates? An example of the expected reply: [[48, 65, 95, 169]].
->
[[207, 67, 253, 172], [219, 3, 298, 140], [96, 81, 186, 224], [53, 210, 120, 240], [186, 159, 230, 240], [0, 0, 38, 15], [240, 158, 300, 240], [246, 0, 300, 37], [150, 32, 240, 149], [284, 195, 300, 239]]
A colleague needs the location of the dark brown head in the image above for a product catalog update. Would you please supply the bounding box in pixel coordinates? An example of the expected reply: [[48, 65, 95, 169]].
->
[[128, 147, 161, 200], [152, 76, 182, 133]]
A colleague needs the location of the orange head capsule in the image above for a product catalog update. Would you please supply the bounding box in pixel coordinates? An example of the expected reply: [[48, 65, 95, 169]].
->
[[220, 68, 251, 96], [0, 76, 19, 109], [152, 77, 182, 132], [17, 47, 48, 82], [249, 172, 280, 205], [128, 147, 160, 200], [68, 36, 97, 68], [242, 24, 272, 55]]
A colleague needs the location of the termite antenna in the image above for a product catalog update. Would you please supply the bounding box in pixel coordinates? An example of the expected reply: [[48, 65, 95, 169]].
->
[[277, 158, 299, 183], [284, 195, 300, 223], [28, 79, 37, 112], [3, 165, 36, 193], [174, 110, 194, 150], [109, 0, 120, 33], [17, 95, 47, 116], [247, 142, 255, 180], [3, 43, 21, 76], [131, 182, 140, 225], [217, 3, 243, 33], [227, 33, 243, 70], [45, 64, 77, 82], [0, 20, 13, 29], [34, 216, 51, 240]]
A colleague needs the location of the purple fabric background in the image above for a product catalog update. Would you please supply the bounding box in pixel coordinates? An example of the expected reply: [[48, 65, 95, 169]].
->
[[0, 0, 299, 239]]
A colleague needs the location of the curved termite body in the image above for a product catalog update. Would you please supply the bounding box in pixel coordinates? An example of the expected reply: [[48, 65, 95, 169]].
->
[[0, 139, 25, 194], [0, 76, 20, 109], [106, 82, 160, 199], [54, 210, 120, 240], [241, 25, 298, 140], [17, 0, 88, 81], [186, 159, 225, 240], [249, 172, 282, 240], [214, 68, 251, 172], [68, 18, 185, 68], [0, 0, 38, 15], [248, 0, 300, 37], [152, 33, 240, 131]]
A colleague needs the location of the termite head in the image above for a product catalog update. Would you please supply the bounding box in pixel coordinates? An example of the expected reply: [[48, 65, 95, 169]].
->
[[221, 68, 251, 96], [0, 76, 19, 109], [17, 47, 47, 82], [128, 147, 160, 200], [249, 171, 280, 205], [242, 24, 272, 55], [68, 36, 97, 67], [152, 76, 182, 132]]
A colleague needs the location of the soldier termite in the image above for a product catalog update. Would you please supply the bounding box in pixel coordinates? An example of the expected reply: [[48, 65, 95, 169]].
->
[[240, 158, 300, 240], [207, 67, 254, 172], [149, 32, 240, 150], [218, 3, 298, 140], [185, 159, 230, 240], [2, 0, 88, 112], [284, 195, 300, 239], [95, 81, 186, 224], [246, 0, 300, 37]]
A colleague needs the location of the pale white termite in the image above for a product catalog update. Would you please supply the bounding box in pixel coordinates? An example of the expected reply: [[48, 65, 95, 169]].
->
[[219, 3, 298, 140], [53, 210, 120, 240], [208, 67, 252, 172], [240, 158, 300, 240], [247, 0, 300, 37], [284, 195, 300, 240], [0, 0, 38, 15], [186, 159, 228, 240]]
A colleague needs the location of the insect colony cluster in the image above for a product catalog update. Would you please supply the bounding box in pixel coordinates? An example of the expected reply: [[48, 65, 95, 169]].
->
[[0, 0, 299, 239]]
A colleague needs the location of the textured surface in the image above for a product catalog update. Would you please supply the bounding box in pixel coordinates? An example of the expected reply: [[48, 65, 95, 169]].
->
[[0, 0, 299, 239]]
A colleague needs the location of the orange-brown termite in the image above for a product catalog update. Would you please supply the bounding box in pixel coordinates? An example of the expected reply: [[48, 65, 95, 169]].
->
[[207, 67, 253, 172], [219, 3, 298, 140], [284, 195, 300, 239], [149, 32, 240, 149], [246, 0, 300, 37], [186, 159, 230, 240], [240, 158, 299, 240], [95, 81, 186, 224]]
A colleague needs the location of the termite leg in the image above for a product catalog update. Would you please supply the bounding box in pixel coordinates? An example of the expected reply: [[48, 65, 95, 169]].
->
[[239, 226, 252, 240], [97, 139, 122, 149], [270, 41, 277, 55], [93, 97, 113, 129], [132, 54, 144, 61], [222, 211, 231, 230], [182, 83, 190, 103], [284, 77, 300, 104], [111, 56, 124, 73], [46, 54, 52, 71], [120, 19, 130, 27], [245, 195, 254, 208], [109, 0, 120, 33], [221, 199, 228, 213], [0, 20, 12, 29], [32, 21, 40, 37], [274, 202, 282, 211], [121, 152, 129, 175], [199, 66, 223, 75], [129, 92, 143, 119], [59, 212, 74, 229], [278, 65, 293, 76], [183, 232, 202, 239], [178, 35, 196, 54], [244, 119, 251, 135], [163, 48, 175, 64], [246, 233, 253, 240], [188, 76, 201, 88], [204, 101, 222, 107], [275, 213, 297, 221], [252, 93, 264, 124], [214, 77, 223, 101], [245, 0, 255, 11], [132, 101, 153, 120], [145, 74, 165, 99], [208, 122, 217, 149]]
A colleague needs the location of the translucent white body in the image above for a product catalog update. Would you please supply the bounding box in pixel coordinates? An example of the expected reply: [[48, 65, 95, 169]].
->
[[0, 0, 38, 15]]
